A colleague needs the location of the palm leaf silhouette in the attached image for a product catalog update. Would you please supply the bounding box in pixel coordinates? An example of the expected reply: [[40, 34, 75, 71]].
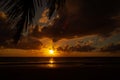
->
[[0, 0, 65, 43]]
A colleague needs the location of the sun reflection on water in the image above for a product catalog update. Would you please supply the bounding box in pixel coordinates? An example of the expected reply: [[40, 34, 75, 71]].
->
[[47, 58, 56, 68], [49, 58, 54, 64]]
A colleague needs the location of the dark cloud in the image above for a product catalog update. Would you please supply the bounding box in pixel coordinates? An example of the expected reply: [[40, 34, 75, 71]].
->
[[100, 43, 120, 52], [0, 0, 120, 49], [0, 37, 42, 50], [0, 21, 16, 44], [32, 0, 120, 41]]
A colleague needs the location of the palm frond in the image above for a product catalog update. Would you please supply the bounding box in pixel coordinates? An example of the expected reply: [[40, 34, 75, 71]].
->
[[0, 0, 65, 43]]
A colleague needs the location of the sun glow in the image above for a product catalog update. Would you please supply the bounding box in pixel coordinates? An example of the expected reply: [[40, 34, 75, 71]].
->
[[49, 49, 54, 54], [40, 48, 57, 57]]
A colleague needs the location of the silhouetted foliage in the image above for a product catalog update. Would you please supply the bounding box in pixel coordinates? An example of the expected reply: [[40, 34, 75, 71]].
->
[[0, 0, 65, 43]]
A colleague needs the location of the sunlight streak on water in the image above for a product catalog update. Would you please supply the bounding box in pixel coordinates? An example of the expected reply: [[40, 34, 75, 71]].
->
[[47, 58, 56, 68], [49, 58, 54, 64], [1, 57, 120, 69]]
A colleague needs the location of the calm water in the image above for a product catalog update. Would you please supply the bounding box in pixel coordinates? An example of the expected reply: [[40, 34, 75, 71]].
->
[[0, 57, 120, 79], [0, 57, 120, 68]]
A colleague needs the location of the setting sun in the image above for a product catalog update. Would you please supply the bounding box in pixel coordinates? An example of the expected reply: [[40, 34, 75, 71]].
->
[[49, 49, 54, 54]]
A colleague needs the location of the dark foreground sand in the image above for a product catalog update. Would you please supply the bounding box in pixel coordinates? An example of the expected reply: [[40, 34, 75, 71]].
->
[[0, 65, 120, 80]]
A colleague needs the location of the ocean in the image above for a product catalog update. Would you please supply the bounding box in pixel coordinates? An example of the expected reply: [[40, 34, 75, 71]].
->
[[0, 57, 120, 67], [0, 57, 120, 80]]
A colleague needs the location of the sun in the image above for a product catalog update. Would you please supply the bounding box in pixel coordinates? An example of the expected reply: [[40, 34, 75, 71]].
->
[[49, 49, 54, 55]]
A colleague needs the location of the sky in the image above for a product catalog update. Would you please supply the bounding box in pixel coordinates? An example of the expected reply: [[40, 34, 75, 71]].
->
[[0, 0, 120, 52]]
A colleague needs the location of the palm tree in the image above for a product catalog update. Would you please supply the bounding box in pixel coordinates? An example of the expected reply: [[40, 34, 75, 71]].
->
[[0, 0, 66, 43]]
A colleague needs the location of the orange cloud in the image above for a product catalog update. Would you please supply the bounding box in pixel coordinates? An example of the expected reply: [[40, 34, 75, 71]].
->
[[0, 11, 7, 20]]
